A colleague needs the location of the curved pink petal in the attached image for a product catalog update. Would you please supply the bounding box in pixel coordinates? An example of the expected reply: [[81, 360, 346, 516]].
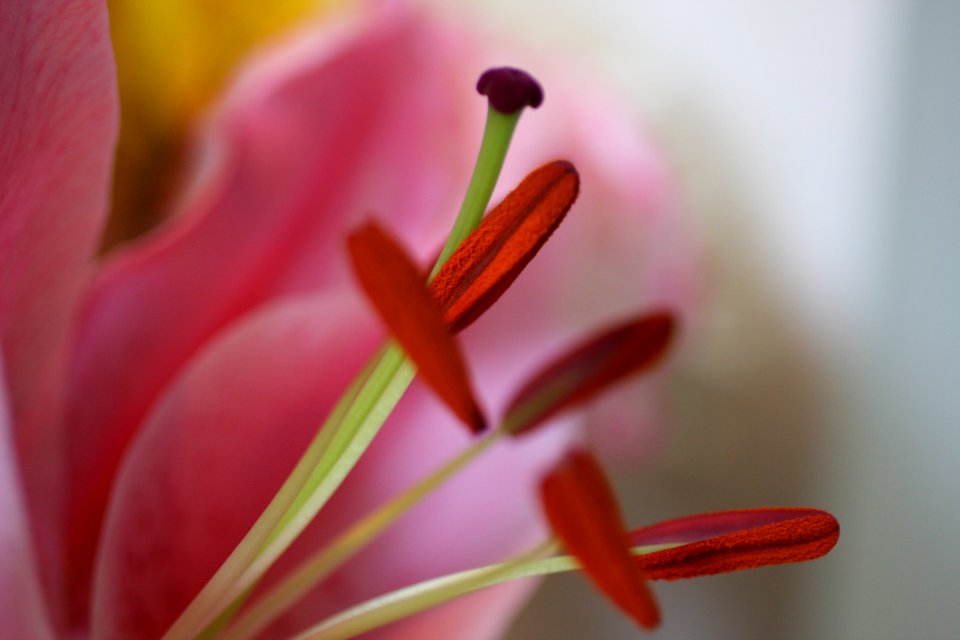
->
[[63, 4, 480, 602], [0, 359, 55, 640], [0, 0, 117, 443], [0, 0, 116, 588], [90, 291, 380, 638]]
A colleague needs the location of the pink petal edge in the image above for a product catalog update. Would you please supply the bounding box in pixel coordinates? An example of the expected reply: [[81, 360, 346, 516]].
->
[[0, 0, 117, 626]]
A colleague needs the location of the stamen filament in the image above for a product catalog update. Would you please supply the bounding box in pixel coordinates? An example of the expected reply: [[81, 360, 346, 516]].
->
[[163, 360, 376, 640], [194, 345, 415, 636], [293, 540, 560, 640], [261, 346, 412, 546], [224, 430, 506, 640], [197, 597, 247, 640], [290, 541, 680, 640], [193, 348, 413, 638]]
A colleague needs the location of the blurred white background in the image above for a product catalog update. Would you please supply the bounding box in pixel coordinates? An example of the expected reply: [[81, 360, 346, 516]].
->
[[419, 0, 960, 638]]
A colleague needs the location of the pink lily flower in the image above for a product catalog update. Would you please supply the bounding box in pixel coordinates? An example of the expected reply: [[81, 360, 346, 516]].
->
[[1, 1, 698, 639]]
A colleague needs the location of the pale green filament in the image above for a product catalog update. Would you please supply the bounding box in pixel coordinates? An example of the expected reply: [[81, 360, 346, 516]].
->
[[291, 541, 682, 640], [165, 362, 375, 640], [180, 346, 413, 639], [166, 100, 527, 640], [223, 430, 505, 640]]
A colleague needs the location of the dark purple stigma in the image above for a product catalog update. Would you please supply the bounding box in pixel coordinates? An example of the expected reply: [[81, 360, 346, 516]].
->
[[476, 67, 544, 114]]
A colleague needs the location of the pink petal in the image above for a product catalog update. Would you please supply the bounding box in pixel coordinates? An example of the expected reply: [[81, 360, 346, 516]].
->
[[0, 359, 55, 639], [0, 0, 117, 441], [62, 5, 480, 604], [90, 291, 381, 639], [0, 0, 116, 588]]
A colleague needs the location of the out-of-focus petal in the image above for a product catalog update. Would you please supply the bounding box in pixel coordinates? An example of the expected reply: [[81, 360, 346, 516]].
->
[[348, 221, 484, 432], [64, 4, 477, 600], [0, 0, 117, 459], [91, 291, 380, 639], [0, 359, 54, 640]]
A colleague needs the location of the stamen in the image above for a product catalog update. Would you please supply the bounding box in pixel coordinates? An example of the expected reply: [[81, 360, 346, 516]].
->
[[281, 505, 840, 640], [476, 67, 544, 113], [629, 508, 840, 580], [541, 449, 661, 629], [503, 312, 675, 435], [348, 221, 485, 432], [431, 160, 580, 331]]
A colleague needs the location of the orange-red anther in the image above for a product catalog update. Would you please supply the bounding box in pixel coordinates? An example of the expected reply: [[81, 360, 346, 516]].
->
[[541, 449, 661, 630], [348, 221, 485, 432], [629, 508, 840, 580], [431, 160, 579, 332], [504, 312, 675, 435]]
